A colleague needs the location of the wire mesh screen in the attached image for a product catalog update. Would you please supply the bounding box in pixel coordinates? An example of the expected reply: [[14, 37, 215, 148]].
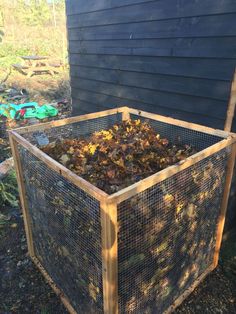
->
[[117, 147, 230, 313], [18, 146, 104, 313], [20, 113, 122, 146], [130, 114, 223, 151]]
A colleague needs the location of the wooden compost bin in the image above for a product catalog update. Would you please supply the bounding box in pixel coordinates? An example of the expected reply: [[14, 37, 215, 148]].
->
[[9, 107, 236, 314]]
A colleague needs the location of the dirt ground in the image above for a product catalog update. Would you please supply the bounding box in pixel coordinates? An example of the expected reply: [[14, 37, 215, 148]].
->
[[0, 202, 236, 314], [2, 71, 71, 105], [0, 71, 71, 163], [1, 72, 236, 314]]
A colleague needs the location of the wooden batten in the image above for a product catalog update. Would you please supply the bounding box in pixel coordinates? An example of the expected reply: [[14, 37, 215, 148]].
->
[[15, 107, 127, 135], [165, 264, 215, 314], [100, 201, 118, 314], [8, 135, 35, 258], [32, 257, 77, 314], [128, 107, 230, 138], [122, 107, 130, 121], [213, 142, 236, 267], [224, 69, 236, 132]]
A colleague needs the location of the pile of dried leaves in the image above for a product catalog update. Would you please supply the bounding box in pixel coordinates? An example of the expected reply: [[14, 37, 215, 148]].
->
[[42, 119, 196, 194]]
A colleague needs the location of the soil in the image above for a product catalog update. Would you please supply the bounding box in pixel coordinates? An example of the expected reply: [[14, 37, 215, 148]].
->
[[3, 71, 71, 106], [0, 71, 72, 163], [0, 203, 235, 314]]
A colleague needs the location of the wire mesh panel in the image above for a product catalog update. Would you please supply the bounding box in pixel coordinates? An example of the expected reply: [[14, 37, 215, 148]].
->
[[18, 146, 104, 313], [130, 114, 223, 151], [11, 108, 235, 314], [20, 113, 123, 146], [117, 147, 230, 313]]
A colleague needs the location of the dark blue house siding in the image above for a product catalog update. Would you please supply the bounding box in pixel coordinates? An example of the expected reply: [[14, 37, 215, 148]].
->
[[66, 0, 236, 131]]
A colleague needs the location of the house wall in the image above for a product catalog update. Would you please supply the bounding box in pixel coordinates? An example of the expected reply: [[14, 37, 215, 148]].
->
[[66, 0, 236, 131], [66, 0, 236, 227]]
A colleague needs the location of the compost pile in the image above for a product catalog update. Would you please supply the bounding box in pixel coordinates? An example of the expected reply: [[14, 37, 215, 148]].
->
[[42, 119, 197, 194]]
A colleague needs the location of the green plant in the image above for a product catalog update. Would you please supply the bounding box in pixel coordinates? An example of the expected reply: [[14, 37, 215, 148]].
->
[[0, 170, 18, 207]]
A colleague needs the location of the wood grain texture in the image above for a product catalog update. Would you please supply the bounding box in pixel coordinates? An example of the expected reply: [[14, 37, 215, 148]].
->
[[100, 201, 118, 314], [66, 0, 236, 28], [71, 78, 227, 119]]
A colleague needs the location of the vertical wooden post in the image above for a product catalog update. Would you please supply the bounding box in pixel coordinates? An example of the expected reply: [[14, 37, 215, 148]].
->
[[224, 69, 236, 132], [213, 142, 236, 267], [122, 107, 130, 121], [9, 135, 35, 258], [100, 200, 118, 314]]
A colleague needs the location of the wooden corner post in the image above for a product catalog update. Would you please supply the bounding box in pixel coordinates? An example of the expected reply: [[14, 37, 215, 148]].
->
[[225, 69, 236, 132], [100, 200, 118, 314], [122, 107, 130, 121], [9, 133, 35, 258], [213, 142, 236, 267]]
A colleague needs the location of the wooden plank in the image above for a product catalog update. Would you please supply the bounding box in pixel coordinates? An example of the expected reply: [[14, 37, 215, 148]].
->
[[69, 37, 236, 59], [9, 131, 109, 202], [66, 0, 152, 15], [128, 108, 230, 138], [32, 257, 77, 314], [67, 0, 236, 28], [122, 107, 130, 121], [213, 142, 236, 267], [72, 94, 226, 130], [100, 201, 118, 314], [70, 66, 230, 101], [15, 107, 127, 135], [108, 137, 236, 203], [69, 54, 236, 81], [68, 13, 236, 40], [225, 70, 236, 132], [71, 90, 228, 129], [71, 78, 227, 120], [8, 135, 35, 257], [164, 264, 215, 313]]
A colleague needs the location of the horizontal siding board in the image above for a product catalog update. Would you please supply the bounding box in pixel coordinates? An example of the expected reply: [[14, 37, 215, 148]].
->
[[70, 65, 230, 101], [66, 0, 153, 16], [71, 91, 225, 129], [68, 37, 236, 58], [67, 0, 236, 28], [69, 54, 235, 81], [68, 13, 236, 40], [70, 78, 227, 119]]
